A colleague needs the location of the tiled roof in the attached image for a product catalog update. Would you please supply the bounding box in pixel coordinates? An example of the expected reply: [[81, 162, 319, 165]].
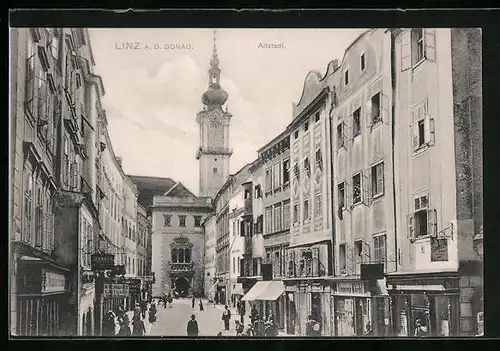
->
[[127, 175, 176, 208]]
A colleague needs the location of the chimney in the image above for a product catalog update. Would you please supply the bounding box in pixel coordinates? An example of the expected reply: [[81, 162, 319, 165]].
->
[[116, 157, 122, 167]]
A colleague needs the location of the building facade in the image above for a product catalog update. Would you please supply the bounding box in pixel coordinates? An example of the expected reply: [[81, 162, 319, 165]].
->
[[389, 28, 482, 337], [203, 214, 217, 299], [150, 183, 212, 297], [136, 203, 150, 300], [330, 29, 394, 337], [214, 178, 232, 305], [259, 130, 291, 331], [283, 61, 336, 336]]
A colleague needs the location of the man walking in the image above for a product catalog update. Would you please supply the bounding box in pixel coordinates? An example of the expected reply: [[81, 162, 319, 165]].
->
[[239, 300, 246, 324], [221, 305, 231, 331], [192, 295, 196, 309], [187, 314, 199, 336]]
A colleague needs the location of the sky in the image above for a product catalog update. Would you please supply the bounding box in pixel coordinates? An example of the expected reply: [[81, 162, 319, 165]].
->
[[89, 28, 367, 195]]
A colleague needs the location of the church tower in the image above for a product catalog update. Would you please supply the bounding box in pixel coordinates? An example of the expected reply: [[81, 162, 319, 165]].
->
[[196, 29, 233, 198]]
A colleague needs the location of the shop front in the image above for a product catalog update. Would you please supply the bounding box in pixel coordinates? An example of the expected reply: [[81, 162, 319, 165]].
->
[[15, 255, 70, 336], [241, 280, 285, 327], [331, 278, 390, 337], [79, 283, 95, 336], [215, 277, 227, 305], [386, 271, 460, 337], [283, 279, 332, 336]]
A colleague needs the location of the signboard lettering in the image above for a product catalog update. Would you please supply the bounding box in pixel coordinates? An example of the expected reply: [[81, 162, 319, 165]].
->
[[337, 283, 353, 294], [103, 283, 129, 298], [91, 253, 115, 271], [430, 238, 449, 262], [42, 270, 67, 293], [353, 282, 364, 294]]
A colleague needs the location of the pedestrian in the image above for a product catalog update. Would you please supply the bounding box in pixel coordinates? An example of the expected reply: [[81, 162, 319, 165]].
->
[[250, 305, 258, 325], [102, 310, 117, 336], [253, 315, 265, 337], [199, 299, 204, 311], [239, 300, 246, 324], [413, 318, 428, 337], [235, 321, 244, 336], [192, 295, 196, 309], [264, 317, 278, 337], [132, 314, 146, 336], [221, 305, 231, 331], [140, 300, 147, 319], [305, 315, 321, 337], [118, 313, 131, 337], [245, 323, 255, 337], [186, 314, 199, 336], [134, 303, 142, 320]]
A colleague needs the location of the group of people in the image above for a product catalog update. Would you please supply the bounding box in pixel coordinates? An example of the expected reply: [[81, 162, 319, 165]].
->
[[102, 300, 157, 337], [217, 304, 279, 337]]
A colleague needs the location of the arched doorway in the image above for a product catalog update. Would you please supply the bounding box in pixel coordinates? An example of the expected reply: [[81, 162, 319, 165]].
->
[[174, 277, 190, 297]]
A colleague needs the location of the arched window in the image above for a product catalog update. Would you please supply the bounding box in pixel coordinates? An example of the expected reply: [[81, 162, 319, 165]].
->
[[172, 248, 178, 263]]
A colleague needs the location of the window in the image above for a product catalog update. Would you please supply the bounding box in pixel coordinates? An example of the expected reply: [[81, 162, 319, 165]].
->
[[412, 100, 434, 151], [303, 199, 310, 220], [338, 182, 345, 209], [294, 130, 299, 139], [337, 123, 345, 149], [353, 108, 361, 137], [213, 167, 218, 174], [35, 187, 44, 248], [304, 121, 309, 132], [179, 215, 186, 227], [265, 207, 273, 234], [315, 149, 323, 170], [315, 111, 320, 123], [293, 203, 299, 224], [265, 168, 272, 193], [23, 173, 33, 243], [371, 162, 384, 197], [414, 195, 429, 237], [244, 188, 251, 199], [194, 216, 202, 227], [344, 70, 349, 85], [304, 157, 310, 176], [339, 244, 347, 274], [352, 173, 362, 205], [283, 159, 290, 186], [361, 53, 366, 71], [314, 193, 322, 217], [274, 204, 282, 232], [254, 184, 262, 198], [283, 201, 291, 230], [371, 93, 381, 124], [233, 257, 236, 274], [411, 28, 425, 65], [374, 235, 387, 266], [273, 163, 281, 190]]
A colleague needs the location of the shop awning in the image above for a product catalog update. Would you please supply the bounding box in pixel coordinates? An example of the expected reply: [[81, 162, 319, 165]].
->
[[254, 281, 285, 301], [241, 281, 270, 301], [241, 281, 285, 301]]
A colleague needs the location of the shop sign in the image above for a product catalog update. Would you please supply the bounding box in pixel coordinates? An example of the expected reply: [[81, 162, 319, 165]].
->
[[42, 270, 67, 294], [103, 283, 129, 298], [430, 238, 449, 262], [476, 312, 484, 336], [353, 282, 364, 294], [91, 253, 115, 271], [337, 283, 353, 294]]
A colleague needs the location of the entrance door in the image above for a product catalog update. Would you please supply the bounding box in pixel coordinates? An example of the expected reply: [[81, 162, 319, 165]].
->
[[311, 293, 322, 333], [174, 277, 190, 297]]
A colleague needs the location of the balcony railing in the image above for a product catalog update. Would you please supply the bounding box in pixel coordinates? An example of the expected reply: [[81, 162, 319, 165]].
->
[[167, 262, 195, 272]]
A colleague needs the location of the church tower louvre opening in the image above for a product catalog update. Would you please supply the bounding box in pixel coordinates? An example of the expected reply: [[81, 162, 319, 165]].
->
[[196, 29, 233, 199]]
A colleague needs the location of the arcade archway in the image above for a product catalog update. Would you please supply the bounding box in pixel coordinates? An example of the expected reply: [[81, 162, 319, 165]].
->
[[173, 277, 190, 297]]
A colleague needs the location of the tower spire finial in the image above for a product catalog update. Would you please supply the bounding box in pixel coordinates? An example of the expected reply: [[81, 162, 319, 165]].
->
[[212, 28, 218, 59]]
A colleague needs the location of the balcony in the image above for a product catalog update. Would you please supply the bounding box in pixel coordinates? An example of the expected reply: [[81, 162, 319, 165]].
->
[[196, 146, 233, 159], [167, 262, 195, 275]]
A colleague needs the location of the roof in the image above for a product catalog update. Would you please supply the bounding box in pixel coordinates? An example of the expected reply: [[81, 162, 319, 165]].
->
[[127, 175, 176, 208], [163, 181, 197, 198]]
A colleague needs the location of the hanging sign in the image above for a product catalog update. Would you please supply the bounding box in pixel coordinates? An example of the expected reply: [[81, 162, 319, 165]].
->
[[103, 283, 129, 298], [91, 253, 115, 271]]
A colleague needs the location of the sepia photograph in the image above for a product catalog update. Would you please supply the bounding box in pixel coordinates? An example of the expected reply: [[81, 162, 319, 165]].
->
[[8, 23, 483, 338]]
